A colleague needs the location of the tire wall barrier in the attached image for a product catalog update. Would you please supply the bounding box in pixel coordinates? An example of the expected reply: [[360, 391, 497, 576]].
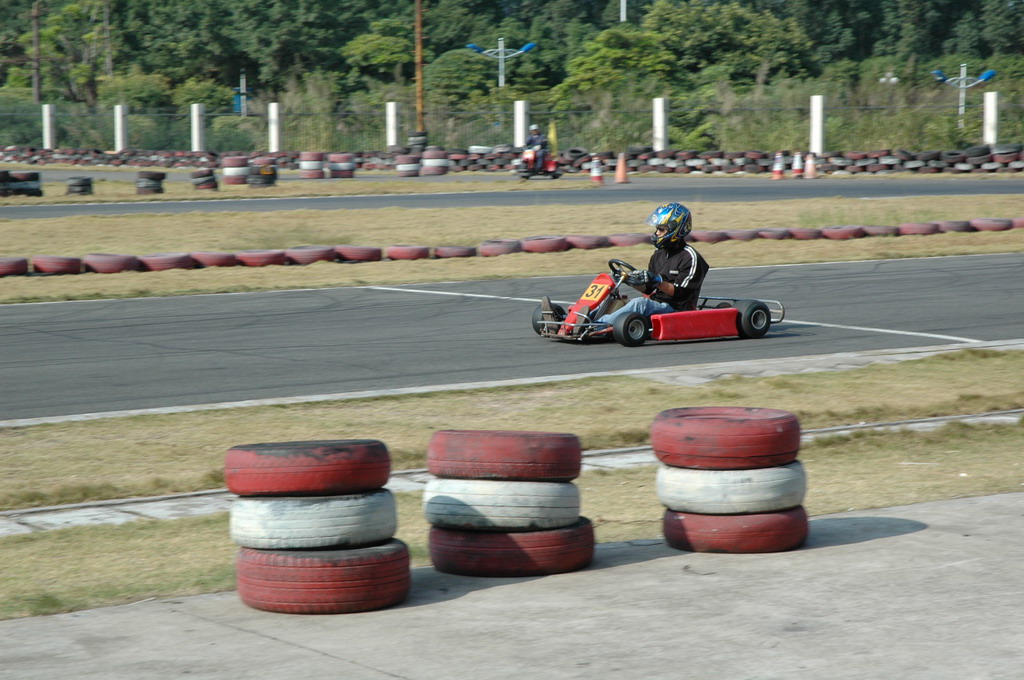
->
[[226, 439, 410, 614]]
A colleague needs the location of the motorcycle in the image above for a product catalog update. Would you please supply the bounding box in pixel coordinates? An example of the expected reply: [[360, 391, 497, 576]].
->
[[517, 146, 561, 180]]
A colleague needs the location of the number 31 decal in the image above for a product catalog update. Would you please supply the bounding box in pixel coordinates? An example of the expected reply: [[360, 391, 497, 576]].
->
[[581, 284, 609, 302]]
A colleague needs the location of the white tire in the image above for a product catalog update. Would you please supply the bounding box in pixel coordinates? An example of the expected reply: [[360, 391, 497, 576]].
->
[[655, 461, 806, 514], [423, 479, 580, 531], [230, 490, 397, 549]]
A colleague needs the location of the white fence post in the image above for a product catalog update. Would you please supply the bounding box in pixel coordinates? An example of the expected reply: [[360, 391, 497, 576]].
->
[[983, 91, 998, 145], [268, 102, 281, 153], [386, 102, 399, 148], [809, 95, 825, 155], [652, 97, 668, 151], [41, 104, 55, 149], [114, 104, 129, 151], [190, 103, 205, 152], [514, 100, 529, 148]]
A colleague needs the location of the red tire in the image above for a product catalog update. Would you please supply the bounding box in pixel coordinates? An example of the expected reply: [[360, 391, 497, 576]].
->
[[521, 236, 570, 253], [190, 251, 239, 268], [689, 230, 729, 243], [1011, 217, 1024, 229], [433, 245, 476, 258], [0, 257, 29, 277], [429, 518, 594, 577], [725, 230, 759, 241], [83, 253, 139, 273], [608, 232, 650, 247], [935, 220, 974, 233], [386, 244, 430, 260], [970, 218, 1013, 232], [139, 252, 194, 271], [285, 245, 336, 265], [821, 225, 866, 240], [862, 225, 900, 237], [478, 239, 522, 257], [225, 439, 392, 496], [31, 255, 82, 274], [427, 430, 581, 481], [757, 228, 791, 240], [236, 540, 410, 614], [650, 406, 801, 470], [564, 234, 610, 249], [335, 245, 382, 262], [899, 222, 940, 236], [788, 228, 822, 240], [236, 249, 286, 267], [662, 506, 808, 553]]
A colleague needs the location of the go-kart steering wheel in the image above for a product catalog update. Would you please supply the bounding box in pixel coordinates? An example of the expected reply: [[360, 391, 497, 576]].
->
[[608, 259, 637, 279]]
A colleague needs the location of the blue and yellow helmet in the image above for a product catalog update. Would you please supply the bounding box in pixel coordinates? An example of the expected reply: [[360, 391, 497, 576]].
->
[[645, 202, 692, 249]]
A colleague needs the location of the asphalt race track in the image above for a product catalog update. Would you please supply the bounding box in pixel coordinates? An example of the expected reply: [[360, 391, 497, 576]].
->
[[2, 253, 1022, 422], [1, 174, 1023, 219]]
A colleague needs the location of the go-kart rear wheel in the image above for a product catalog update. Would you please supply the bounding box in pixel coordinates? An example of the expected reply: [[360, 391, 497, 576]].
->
[[612, 312, 649, 347], [532, 302, 566, 335], [736, 300, 771, 339]]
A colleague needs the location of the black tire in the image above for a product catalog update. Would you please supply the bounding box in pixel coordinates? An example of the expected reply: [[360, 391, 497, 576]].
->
[[532, 302, 566, 335], [612, 312, 649, 347], [736, 300, 771, 339], [551, 173, 561, 180]]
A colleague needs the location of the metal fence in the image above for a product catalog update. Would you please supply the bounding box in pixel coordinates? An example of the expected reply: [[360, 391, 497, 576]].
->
[[1, 101, 1021, 154]]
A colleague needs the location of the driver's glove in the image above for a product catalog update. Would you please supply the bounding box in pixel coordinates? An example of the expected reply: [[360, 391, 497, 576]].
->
[[626, 269, 663, 293]]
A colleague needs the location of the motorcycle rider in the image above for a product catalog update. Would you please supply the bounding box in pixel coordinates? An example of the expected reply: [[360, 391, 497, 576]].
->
[[524, 123, 548, 170], [591, 202, 709, 328]]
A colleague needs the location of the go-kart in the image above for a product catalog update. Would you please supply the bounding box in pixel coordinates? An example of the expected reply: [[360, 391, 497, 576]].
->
[[532, 258, 785, 347], [515, 146, 561, 180]]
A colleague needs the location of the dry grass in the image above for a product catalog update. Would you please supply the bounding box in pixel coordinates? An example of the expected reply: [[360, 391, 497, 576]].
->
[[1, 419, 1020, 620], [2, 348, 1022, 511], [1, 194, 1023, 304]]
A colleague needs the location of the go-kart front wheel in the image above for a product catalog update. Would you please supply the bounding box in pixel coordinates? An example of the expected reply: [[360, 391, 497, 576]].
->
[[612, 312, 650, 347], [735, 300, 771, 339], [532, 302, 566, 335]]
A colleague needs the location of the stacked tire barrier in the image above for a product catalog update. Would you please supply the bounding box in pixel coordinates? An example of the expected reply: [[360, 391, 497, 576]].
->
[[220, 156, 250, 185], [226, 439, 410, 615], [190, 168, 217, 191], [248, 157, 277, 187], [326, 153, 356, 178], [651, 407, 809, 554], [135, 171, 165, 195], [424, 430, 595, 577], [298, 152, 325, 179], [420, 148, 450, 176], [394, 154, 421, 177], [65, 176, 93, 195], [5, 171, 43, 196]]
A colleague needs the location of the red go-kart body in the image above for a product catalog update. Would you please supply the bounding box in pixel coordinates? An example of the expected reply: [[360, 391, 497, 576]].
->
[[518, 147, 561, 179], [532, 259, 785, 347]]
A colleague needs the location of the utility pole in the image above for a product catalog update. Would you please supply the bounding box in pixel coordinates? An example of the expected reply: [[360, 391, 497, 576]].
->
[[31, 1, 42, 105], [414, 0, 425, 134]]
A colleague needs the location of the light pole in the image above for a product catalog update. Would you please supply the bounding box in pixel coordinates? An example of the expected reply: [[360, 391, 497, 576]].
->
[[932, 63, 996, 129], [466, 38, 537, 88]]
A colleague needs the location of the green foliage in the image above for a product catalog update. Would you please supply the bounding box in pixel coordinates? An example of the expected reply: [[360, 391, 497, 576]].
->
[[97, 66, 171, 108], [170, 78, 233, 111]]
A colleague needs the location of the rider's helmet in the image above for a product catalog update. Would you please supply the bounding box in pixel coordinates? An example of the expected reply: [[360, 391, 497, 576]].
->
[[529, 123, 540, 132], [645, 202, 693, 250]]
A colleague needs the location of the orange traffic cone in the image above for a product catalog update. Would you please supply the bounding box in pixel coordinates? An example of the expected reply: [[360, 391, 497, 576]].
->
[[615, 152, 630, 183], [770, 152, 785, 180], [792, 151, 804, 179], [805, 152, 818, 179], [590, 155, 604, 185]]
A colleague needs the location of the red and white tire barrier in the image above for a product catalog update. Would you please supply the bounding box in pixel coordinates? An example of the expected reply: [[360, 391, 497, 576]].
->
[[298, 152, 326, 179], [651, 407, 808, 553], [227, 439, 408, 614], [220, 156, 250, 185], [327, 153, 356, 178], [424, 429, 593, 577]]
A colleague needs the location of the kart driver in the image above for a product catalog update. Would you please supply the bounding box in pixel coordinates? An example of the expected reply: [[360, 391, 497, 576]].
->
[[524, 123, 548, 170], [593, 201, 709, 328]]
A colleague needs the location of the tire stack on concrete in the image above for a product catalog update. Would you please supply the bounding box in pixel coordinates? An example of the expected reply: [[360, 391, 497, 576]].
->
[[651, 407, 809, 554], [226, 439, 410, 614], [424, 430, 595, 577], [298, 152, 325, 179], [326, 153, 356, 178], [220, 157, 250, 185]]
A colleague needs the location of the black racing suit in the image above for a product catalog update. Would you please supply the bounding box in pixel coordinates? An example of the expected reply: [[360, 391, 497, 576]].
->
[[646, 243, 709, 311], [524, 132, 548, 169]]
